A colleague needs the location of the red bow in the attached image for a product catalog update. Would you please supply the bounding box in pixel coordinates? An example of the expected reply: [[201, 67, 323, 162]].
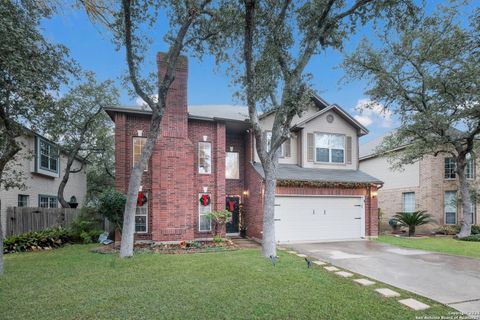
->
[[200, 194, 210, 206]]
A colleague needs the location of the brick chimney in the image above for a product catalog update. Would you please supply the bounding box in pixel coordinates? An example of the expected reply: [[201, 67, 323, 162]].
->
[[157, 52, 188, 139], [151, 52, 195, 241]]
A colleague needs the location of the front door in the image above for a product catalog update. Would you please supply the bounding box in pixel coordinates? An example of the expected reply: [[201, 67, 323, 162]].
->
[[226, 196, 240, 233]]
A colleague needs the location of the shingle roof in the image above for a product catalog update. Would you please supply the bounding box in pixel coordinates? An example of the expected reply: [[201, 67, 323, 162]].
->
[[252, 163, 383, 185]]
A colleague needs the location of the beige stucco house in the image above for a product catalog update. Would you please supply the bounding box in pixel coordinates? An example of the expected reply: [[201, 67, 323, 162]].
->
[[0, 132, 87, 235], [359, 133, 479, 233]]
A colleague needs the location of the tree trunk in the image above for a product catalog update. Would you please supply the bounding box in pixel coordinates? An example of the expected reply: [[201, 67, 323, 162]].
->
[[408, 226, 415, 237], [119, 112, 162, 257], [456, 155, 472, 238], [262, 162, 278, 257], [58, 155, 76, 208]]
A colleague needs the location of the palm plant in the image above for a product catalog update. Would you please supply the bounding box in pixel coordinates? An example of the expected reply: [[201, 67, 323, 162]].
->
[[392, 211, 432, 237]]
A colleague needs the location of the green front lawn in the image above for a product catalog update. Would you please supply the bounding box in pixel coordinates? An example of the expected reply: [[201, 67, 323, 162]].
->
[[377, 235, 480, 258], [0, 245, 454, 319]]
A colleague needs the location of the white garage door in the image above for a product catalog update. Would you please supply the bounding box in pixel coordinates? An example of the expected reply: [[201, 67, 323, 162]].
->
[[274, 196, 365, 243]]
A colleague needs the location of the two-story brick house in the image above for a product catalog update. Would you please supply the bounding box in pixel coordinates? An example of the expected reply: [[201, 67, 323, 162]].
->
[[359, 133, 479, 232], [105, 52, 383, 244]]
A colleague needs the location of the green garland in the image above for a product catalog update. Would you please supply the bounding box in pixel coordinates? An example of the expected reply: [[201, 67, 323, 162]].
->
[[276, 179, 376, 189]]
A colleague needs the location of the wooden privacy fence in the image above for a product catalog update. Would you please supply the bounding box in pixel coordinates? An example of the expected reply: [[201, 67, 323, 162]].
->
[[5, 207, 81, 236]]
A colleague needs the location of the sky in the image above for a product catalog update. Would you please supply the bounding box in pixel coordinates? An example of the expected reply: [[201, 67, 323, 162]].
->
[[38, 1, 471, 144]]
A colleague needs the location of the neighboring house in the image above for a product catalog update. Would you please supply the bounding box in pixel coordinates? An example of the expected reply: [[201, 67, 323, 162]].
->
[[105, 52, 383, 244], [0, 131, 88, 235], [359, 133, 479, 232]]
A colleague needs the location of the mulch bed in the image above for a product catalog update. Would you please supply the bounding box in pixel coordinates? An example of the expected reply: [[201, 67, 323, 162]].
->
[[91, 239, 238, 255]]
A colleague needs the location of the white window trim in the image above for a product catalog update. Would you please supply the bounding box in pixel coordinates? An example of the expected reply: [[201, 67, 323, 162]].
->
[[444, 156, 475, 180], [402, 192, 415, 213], [135, 194, 148, 234], [132, 137, 148, 171], [314, 132, 345, 164], [198, 142, 212, 174], [198, 193, 212, 232], [37, 137, 59, 173], [444, 191, 457, 225], [18, 194, 29, 207], [38, 195, 58, 208]]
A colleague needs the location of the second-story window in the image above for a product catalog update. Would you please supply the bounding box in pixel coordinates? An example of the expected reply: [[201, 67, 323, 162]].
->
[[198, 142, 212, 174], [39, 138, 59, 172], [444, 156, 475, 179], [265, 131, 289, 157], [133, 137, 148, 171], [226, 152, 239, 179], [315, 133, 345, 163]]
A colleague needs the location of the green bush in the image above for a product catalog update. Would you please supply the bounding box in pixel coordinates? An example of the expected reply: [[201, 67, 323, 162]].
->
[[70, 207, 104, 244], [98, 188, 126, 229], [458, 234, 480, 242], [471, 225, 480, 235], [393, 211, 432, 237], [3, 227, 73, 253], [435, 224, 461, 235]]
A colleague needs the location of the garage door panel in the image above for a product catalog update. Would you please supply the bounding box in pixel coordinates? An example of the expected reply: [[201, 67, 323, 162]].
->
[[274, 196, 364, 242]]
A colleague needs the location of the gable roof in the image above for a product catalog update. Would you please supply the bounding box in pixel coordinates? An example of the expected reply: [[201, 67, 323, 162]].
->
[[258, 94, 330, 120], [291, 104, 369, 136]]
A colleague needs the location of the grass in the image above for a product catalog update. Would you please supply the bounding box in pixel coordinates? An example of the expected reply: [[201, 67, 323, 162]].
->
[[377, 235, 480, 258], [0, 245, 455, 320]]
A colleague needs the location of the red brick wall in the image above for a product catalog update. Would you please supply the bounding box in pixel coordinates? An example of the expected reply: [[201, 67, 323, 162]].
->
[[225, 133, 246, 197], [188, 120, 227, 238]]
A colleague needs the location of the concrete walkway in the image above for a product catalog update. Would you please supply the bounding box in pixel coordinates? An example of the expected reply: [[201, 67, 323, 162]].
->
[[289, 240, 480, 315]]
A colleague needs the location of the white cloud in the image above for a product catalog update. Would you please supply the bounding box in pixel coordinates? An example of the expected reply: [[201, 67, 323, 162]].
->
[[354, 114, 373, 127], [353, 98, 392, 128]]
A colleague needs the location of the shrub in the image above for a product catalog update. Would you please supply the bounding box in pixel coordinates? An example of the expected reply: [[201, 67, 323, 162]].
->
[[98, 189, 126, 229], [207, 210, 232, 236], [435, 224, 461, 235], [3, 227, 73, 253], [70, 207, 104, 244], [471, 225, 480, 235], [393, 211, 432, 237], [458, 234, 480, 242]]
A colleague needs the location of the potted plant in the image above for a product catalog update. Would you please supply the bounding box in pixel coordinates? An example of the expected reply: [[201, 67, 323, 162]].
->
[[238, 204, 247, 238], [393, 211, 432, 237]]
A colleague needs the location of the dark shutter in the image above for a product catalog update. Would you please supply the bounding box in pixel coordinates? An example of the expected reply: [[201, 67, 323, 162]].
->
[[307, 133, 314, 162], [346, 136, 352, 164]]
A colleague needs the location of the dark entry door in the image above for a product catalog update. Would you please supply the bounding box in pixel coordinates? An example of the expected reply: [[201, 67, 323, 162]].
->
[[226, 196, 240, 233]]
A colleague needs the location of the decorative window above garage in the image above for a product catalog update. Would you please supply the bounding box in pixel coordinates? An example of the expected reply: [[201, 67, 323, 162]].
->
[[314, 133, 345, 163]]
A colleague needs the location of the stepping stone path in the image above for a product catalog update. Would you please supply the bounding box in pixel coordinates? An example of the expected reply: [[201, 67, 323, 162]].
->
[[324, 266, 340, 272], [398, 298, 430, 311], [287, 251, 297, 254], [375, 288, 401, 298], [335, 271, 354, 278], [277, 247, 286, 251], [353, 278, 376, 286], [313, 260, 326, 266], [296, 254, 307, 258]]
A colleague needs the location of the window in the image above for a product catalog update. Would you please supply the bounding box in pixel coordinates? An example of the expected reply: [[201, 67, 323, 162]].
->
[[18, 195, 29, 207], [469, 202, 477, 225], [225, 152, 239, 179], [133, 137, 147, 170], [466, 154, 475, 179], [402, 192, 415, 212], [265, 131, 289, 157], [135, 194, 148, 233], [444, 156, 475, 179], [444, 191, 457, 225], [198, 193, 212, 231], [198, 142, 212, 174], [39, 138, 59, 172], [314, 133, 345, 163], [39, 195, 58, 208]]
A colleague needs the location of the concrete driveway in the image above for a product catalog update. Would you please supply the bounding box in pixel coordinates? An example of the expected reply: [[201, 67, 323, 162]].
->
[[289, 240, 480, 315]]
